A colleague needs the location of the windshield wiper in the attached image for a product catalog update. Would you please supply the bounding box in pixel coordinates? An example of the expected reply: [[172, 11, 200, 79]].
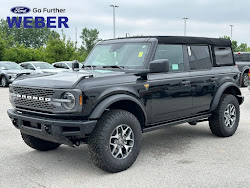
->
[[102, 65, 124, 70], [82, 65, 96, 69]]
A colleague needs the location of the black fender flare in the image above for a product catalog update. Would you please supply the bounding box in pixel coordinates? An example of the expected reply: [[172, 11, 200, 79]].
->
[[242, 66, 250, 74], [89, 94, 147, 124], [210, 82, 243, 112], [241, 66, 250, 83]]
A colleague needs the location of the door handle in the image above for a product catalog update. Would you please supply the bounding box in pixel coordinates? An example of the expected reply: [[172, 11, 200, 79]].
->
[[209, 77, 218, 82], [180, 80, 191, 85]]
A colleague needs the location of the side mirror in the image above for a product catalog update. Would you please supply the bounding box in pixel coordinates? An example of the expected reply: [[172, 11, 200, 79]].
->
[[149, 59, 169, 73], [72, 60, 79, 70]]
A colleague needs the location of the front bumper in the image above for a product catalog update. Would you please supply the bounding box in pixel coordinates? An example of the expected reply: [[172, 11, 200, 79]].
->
[[7, 109, 97, 146]]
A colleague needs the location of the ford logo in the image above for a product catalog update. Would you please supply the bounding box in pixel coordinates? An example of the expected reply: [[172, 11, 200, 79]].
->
[[10, 6, 30, 14]]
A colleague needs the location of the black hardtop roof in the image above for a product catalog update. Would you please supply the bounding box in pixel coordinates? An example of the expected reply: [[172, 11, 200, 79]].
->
[[103, 36, 231, 47]]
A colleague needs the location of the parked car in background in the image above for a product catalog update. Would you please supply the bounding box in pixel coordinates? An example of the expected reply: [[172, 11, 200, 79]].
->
[[0, 61, 34, 87], [52, 61, 83, 70], [234, 52, 250, 87], [20, 61, 63, 73]]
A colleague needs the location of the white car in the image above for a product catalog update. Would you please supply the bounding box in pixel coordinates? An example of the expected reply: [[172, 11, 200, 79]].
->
[[0, 61, 35, 87], [52, 61, 83, 70], [20, 61, 65, 73]]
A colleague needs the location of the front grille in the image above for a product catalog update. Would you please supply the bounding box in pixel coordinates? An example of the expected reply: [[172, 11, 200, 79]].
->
[[11, 86, 55, 110], [12, 86, 54, 97]]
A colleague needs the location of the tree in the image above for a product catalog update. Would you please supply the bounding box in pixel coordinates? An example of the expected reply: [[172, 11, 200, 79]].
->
[[44, 35, 76, 63], [74, 50, 88, 62], [3, 43, 33, 63], [237, 43, 248, 52], [0, 18, 60, 48], [80, 28, 100, 53], [0, 34, 6, 60]]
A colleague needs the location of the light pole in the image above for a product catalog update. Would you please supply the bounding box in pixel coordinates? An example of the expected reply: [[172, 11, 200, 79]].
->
[[182, 17, 189, 36], [229, 25, 234, 40], [110, 5, 119, 39]]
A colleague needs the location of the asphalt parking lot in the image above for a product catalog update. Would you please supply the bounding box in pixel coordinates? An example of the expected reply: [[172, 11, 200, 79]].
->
[[0, 87, 249, 188]]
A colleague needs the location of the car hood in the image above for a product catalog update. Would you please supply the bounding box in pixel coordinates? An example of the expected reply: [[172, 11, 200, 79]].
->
[[12, 69, 126, 89]]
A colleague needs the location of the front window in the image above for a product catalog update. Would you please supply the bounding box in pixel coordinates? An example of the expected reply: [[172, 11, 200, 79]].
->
[[0, 62, 22, 70], [84, 43, 150, 68], [154, 44, 184, 72], [33, 62, 55, 69]]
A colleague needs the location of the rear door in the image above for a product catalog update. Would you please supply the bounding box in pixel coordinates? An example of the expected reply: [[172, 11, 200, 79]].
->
[[187, 45, 217, 114]]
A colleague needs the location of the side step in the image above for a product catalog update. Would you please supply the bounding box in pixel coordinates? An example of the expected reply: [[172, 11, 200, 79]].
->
[[143, 114, 211, 133]]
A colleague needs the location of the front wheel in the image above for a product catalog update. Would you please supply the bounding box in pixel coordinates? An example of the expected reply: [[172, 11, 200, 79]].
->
[[1, 76, 8, 87], [242, 72, 249, 87], [209, 94, 240, 137], [88, 110, 142, 173]]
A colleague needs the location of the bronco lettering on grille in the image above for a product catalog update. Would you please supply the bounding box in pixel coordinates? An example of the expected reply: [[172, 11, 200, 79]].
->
[[11, 93, 51, 102]]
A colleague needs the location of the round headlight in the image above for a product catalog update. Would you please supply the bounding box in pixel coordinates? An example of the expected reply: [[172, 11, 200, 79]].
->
[[61, 92, 76, 110]]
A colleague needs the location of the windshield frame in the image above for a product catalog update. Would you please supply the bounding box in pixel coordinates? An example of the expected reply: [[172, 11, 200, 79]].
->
[[84, 41, 155, 70]]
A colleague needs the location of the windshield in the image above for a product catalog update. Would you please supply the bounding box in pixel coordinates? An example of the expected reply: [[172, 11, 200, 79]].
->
[[84, 43, 150, 68], [33, 62, 55, 69], [0, 62, 21, 70], [234, 54, 250, 62]]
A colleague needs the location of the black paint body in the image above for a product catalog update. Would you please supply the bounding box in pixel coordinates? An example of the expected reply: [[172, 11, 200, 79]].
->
[[7, 36, 243, 145]]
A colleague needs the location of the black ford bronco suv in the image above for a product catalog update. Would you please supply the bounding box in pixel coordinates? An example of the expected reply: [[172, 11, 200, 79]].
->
[[8, 36, 244, 173]]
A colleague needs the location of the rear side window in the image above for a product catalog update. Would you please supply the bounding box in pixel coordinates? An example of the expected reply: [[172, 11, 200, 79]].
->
[[154, 44, 184, 72], [214, 47, 234, 65], [187, 46, 212, 70], [61, 63, 69, 69], [27, 64, 34, 70]]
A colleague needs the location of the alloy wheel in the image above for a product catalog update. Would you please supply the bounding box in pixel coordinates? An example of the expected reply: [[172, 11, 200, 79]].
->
[[109, 124, 134, 159], [224, 103, 236, 128]]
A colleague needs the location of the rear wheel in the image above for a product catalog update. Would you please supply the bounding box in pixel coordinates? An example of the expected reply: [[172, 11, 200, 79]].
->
[[209, 94, 240, 137], [242, 72, 249, 87], [1, 76, 8, 87], [21, 133, 60, 151], [88, 109, 142, 173]]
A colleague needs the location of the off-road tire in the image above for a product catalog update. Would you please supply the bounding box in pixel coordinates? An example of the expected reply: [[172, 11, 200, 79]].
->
[[1, 76, 8, 87], [242, 72, 249, 87], [88, 109, 142, 173], [21, 133, 60, 151], [209, 94, 240, 137]]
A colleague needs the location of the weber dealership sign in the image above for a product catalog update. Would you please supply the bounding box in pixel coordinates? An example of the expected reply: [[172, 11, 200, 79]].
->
[[7, 6, 69, 28]]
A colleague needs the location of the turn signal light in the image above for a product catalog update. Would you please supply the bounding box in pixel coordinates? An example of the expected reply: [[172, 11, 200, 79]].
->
[[79, 95, 83, 106]]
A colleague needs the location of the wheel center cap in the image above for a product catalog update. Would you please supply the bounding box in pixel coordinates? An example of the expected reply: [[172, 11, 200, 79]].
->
[[118, 138, 123, 145]]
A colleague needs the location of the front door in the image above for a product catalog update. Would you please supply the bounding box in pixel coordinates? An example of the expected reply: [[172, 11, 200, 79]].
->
[[148, 44, 192, 124]]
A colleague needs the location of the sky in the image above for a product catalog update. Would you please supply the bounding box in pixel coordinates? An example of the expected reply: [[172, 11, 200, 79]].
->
[[1, 0, 250, 47]]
